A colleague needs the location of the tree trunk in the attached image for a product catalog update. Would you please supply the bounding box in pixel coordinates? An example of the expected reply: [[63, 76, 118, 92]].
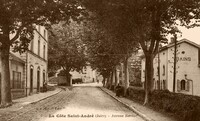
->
[[114, 67, 119, 91], [106, 77, 109, 88], [65, 71, 71, 86], [102, 75, 106, 87], [120, 63, 124, 85], [144, 54, 154, 105], [110, 69, 115, 90], [124, 57, 129, 96], [0, 42, 12, 107], [109, 72, 113, 89]]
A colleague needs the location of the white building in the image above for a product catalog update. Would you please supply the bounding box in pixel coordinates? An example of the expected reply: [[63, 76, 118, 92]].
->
[[24, 25, 48, 95], [70, 66, 97, 83], [4, 25, 48, 99], [141, 39, 200, 96]]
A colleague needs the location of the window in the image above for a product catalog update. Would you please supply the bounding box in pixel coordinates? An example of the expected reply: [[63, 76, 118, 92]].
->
[[43, 44, 46, 59], [181, 80, 186, 90], [44, 30, 46, 39], [38, 26, 41, 56], [30, 40, 34, 51], [12, 71, 23, 89], [38, 40, 40, 56], [163, 65, 165, 76]]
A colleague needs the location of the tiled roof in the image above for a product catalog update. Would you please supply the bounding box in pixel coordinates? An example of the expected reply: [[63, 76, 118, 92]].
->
[[9, 53, 25, 64]]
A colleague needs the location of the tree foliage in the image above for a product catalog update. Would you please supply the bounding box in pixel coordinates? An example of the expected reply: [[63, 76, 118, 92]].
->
[[82, 0, 200, 104], [48, 21, 87, 81], [0, 0, 84, 106]]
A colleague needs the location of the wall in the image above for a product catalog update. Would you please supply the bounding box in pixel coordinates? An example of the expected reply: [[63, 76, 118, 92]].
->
[[10, 60, 26, 99], [141, 40, 200, 96], [26, 25, 48, 95], [167, 42, 200, 95]]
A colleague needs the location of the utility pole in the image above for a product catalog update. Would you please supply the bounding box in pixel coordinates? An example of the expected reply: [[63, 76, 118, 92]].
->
[[173, 34, 177, 92]]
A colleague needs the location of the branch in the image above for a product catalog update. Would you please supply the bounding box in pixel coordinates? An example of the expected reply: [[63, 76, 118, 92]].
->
[[10, 24, 27, 42], [10, 17, 48, 43], [139, 40, 147, 55], [153, 40, 160, 56]]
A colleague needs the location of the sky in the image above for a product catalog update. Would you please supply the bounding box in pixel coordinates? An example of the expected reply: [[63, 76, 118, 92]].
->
[[178, 26, 200, 44]]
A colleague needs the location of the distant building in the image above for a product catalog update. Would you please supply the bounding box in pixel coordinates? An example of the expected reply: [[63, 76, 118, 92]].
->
[[141, 39, 200, 96], [1, 25, 48, 99], [70, 66, 97, 83]]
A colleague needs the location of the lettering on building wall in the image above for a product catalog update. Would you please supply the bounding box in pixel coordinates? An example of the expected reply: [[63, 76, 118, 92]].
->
[[176, 57, 191, 62]]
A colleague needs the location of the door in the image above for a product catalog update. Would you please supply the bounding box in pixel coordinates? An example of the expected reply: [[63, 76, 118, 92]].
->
[[30, 67, 33, 94], [37, 68, 40, 92]]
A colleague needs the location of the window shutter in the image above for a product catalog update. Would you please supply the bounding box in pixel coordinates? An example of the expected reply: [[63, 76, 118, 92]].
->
[[186, 81, 190, 91], [177, 79, 181, 92]]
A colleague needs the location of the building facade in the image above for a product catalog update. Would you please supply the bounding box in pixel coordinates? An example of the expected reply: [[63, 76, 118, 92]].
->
[[4, 25, 48, 99], [70, 66, 97, 83], [25, 25, 48, 95], [141, 39, 200, 96]]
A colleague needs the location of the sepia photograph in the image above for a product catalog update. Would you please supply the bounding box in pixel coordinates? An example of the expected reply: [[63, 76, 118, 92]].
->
[[0, 0, 200, 121]]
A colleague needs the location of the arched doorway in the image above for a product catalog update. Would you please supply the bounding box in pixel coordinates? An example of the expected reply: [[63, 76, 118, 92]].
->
[[181, 79, 186, 90], [30, 65, 34, 94], [37, 67, 40, 92], [43, 70, 46, 90]]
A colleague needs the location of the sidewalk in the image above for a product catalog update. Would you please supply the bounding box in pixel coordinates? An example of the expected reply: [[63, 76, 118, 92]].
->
[[100, 87, 178, 121], [0, 87, 62, 111]]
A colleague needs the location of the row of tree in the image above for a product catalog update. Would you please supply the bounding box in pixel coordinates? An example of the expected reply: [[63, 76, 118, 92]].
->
[[80, 0, 200, 104], [1, 0, 200, 107]]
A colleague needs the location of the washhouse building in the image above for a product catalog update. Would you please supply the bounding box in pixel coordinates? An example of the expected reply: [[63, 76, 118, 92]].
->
[[141, 39, 200, 96]]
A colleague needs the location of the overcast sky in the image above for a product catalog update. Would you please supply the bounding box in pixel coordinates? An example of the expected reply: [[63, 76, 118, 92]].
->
[[179, 26, 200, 44]]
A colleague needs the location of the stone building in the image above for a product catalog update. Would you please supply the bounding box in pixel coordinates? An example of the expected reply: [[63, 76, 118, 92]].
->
[[24, 25, 48, 95], [70, 66, 97, 83], [3, 25, 48, 99], [141, 39, 200, 96]]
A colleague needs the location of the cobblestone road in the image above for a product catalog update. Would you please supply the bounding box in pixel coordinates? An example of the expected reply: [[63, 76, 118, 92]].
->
[[0, 85, 144, 121]]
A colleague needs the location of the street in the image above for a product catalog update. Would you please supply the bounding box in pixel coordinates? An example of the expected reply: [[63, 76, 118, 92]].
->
[[0, 84, 144, 121]]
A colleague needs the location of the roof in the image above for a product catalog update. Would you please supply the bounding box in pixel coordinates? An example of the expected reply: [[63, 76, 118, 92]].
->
[[160, 39, 200, 52], [9, 53, 25, 64]]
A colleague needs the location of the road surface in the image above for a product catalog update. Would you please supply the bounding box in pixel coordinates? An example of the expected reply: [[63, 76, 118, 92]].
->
[[1, 83, 144, 121]]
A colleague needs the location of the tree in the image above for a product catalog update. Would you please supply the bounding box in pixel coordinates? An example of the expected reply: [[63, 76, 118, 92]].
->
[[48, 21, 86, 86], [82, 0, 200, 104], [0, 0, 83, 107], [82, 1, 140, 94]]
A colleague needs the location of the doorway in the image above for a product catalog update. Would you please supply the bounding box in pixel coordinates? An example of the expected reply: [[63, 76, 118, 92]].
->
[[37, 67, 40, 92], [30, 66, 33, 94]]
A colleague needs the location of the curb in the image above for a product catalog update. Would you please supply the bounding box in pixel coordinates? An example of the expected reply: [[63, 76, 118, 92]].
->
[[30, 88, 62, 104], [99, 87, 154, 121]]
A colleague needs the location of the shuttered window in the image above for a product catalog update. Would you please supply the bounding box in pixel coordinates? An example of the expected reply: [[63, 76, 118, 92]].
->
[[181, 80, 186, 90], [186, 81, 190, 91], [12, 71, 23, 89]]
